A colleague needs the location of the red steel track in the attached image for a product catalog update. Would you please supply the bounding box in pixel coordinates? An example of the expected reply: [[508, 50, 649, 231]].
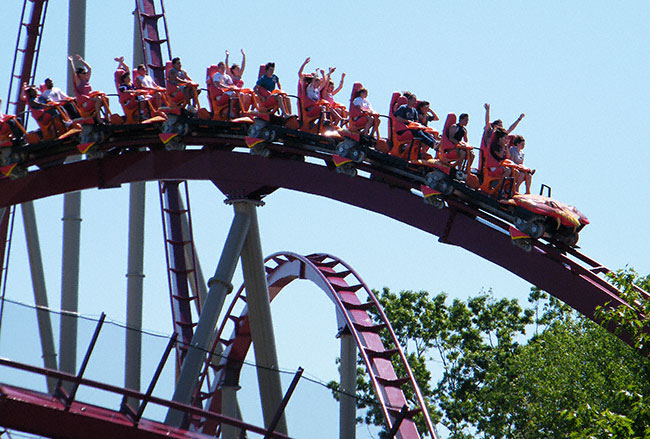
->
[[0, 145, 634, 324]]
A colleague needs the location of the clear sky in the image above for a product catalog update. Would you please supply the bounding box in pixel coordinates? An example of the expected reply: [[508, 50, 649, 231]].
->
[[1, 1, 649, 438]]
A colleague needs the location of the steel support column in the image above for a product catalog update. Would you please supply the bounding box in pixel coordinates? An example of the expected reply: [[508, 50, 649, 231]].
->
[[221, 384, 243, 439], [21, 201, 57, 392], [165, 210, 251, 427], [59, 191, 81, 385], [124, 14, 147, 405], [125, 181, 146, 403], [233, 200, 287, 435], [60, 0, 86, 385], [339, 330, 357, 439]]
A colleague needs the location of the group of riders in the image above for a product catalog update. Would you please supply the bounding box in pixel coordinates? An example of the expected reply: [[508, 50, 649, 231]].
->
[[0, 51, 535, 195]]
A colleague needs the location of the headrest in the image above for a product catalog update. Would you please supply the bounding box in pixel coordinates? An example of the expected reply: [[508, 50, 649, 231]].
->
[[206, 65, 219, 83], [350, 82, 363, 102], [114, 69, 127, 88], [443, 113, 457, 138]]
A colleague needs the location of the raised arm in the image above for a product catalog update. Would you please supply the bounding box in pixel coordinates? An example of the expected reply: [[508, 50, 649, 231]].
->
[[225, 50, 231, 75], [239, 49, 246, 75], [484, 103, 490, 129], [333, 72, 345, 95], [67, 56, 81, 87], [298, 57, 311, 78], [506, 113, 525, 134], [75, 54, 92, 78], [114, 56, 129, 73]]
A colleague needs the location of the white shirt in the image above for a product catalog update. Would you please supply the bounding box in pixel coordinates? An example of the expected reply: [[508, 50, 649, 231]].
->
[[212, 71, 234, 88], [138, 74, 157, 89], [41, 87, 68, 102], [353, 96, 373, 112], [306, 84, 320, 102]]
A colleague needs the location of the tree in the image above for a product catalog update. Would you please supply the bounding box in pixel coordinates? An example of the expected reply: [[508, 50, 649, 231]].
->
[[329, 273, 650, 438]]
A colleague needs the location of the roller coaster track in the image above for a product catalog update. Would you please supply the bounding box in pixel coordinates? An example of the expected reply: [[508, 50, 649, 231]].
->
[[0, 126, 640, 329], [193, 252, 437, 438]]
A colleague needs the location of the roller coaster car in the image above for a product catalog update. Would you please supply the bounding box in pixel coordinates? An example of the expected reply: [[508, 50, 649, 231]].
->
[[164, 61, 200, 112], [112, 69, 166, 125], [205, 65, 256, 123], [25, 97, 81, 143], [297, 76, 334, 135], [387, 93, 442, 165], [254, 65, 291, 117], [72, 86, 112, 123], [504, 193, 589, 248]]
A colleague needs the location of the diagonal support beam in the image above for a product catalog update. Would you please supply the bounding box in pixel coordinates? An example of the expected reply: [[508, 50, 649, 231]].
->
[[21, 201, 57, 392]]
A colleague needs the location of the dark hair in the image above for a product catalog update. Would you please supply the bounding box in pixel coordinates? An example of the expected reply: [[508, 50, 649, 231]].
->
[[416, 100, 429, 111], [120, 71, 130, 82], [26, 86, 38, 98], [265, 62, 275, 71], [403, 91, 415, 100], [171, 57, 180, 65], [136, 64, 146, 71], [491, 119, 503, 128], [354, 88, 368, 98], [512, 135, 525, 146], [231, 63, 240, 71], [489, 127, 508, 160], [75, 67, 87, 75], [459, 113, 469, 122]]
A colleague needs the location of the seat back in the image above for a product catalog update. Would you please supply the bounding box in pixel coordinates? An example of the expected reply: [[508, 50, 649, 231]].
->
[[389, 92, 409, 144], [439, 113, 457, 153], [206, 65, 221, 101], [348, 82, 365, 129]]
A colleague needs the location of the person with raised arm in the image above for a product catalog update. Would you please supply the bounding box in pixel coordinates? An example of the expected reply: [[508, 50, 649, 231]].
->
[[225, 49, 246, 87], [68, 54, 110, 123], [482, 102, 524, 147]]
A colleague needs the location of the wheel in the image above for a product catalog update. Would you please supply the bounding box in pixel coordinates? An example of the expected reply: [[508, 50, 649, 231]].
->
[[558, 231, 579, 247], [261, 127, 276, 142], [514, 216, 524, 228], [527, 221, 545, 239], [351, 149, 366, 163], [345, 166, 357, 177], [247, 124, 262, 138], [424, 169, 445, 187], [455, 170, 466, 181]]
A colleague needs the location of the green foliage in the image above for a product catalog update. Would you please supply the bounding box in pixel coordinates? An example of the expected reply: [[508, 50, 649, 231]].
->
[[596, 267, 650, 355], [328, 270, 650, 438]]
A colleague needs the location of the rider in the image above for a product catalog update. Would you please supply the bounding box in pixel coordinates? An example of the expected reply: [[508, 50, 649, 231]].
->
[[446, 113, 475, 174], [68, 54, 110, 123], [254, 62, 289, 116], [482, 103, 524, 147], [225, 49, 246, 87], [168, 57, 200, 108], [393, 92, 437, 148]]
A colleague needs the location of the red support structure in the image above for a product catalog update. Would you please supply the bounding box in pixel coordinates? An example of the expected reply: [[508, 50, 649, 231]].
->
[[6, 0, 50, 126], [134, 0, 172, 86], [159, 180, 201, 367]]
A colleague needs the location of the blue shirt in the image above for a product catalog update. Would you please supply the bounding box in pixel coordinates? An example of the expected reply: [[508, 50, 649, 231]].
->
[[394, 104, 418, 122], [256, 74, 279, 92]]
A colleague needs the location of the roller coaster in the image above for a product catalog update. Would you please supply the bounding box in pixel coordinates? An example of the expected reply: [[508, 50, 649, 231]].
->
[[0, 1, 646, 439]]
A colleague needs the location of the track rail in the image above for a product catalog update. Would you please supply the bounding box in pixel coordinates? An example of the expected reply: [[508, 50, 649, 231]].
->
[[0, 137, 638, 330], [194, 252, 436, 439]]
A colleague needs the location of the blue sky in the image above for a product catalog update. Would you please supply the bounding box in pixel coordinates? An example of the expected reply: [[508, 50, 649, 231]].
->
[[1, 1, 649, 438]]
